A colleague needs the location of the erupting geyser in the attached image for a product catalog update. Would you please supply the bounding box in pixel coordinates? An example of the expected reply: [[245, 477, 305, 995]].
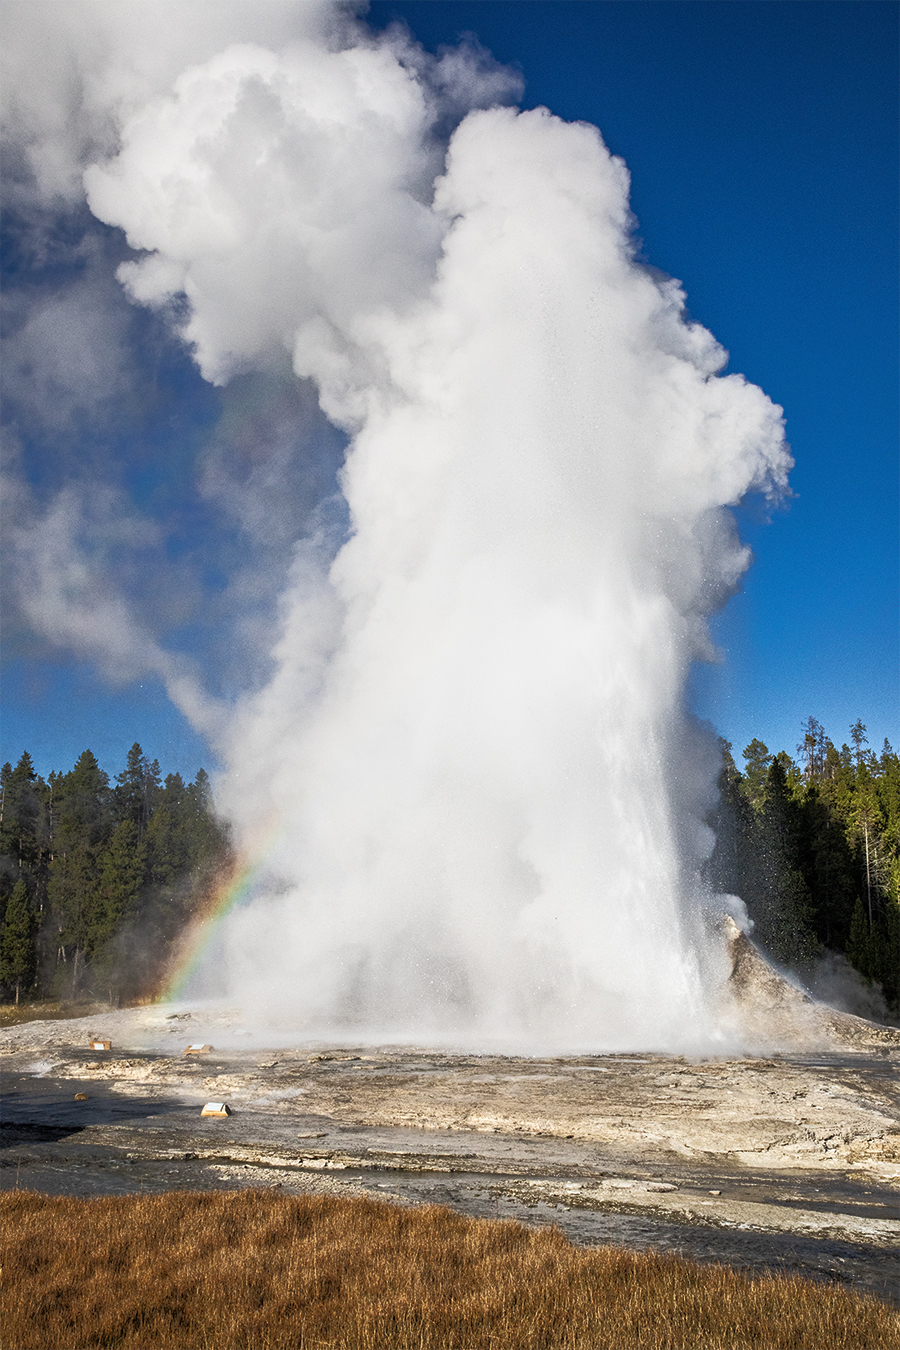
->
[[74, 11, 791, 1048]]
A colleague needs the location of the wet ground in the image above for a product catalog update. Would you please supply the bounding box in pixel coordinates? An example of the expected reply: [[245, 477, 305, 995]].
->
[[2, 1012, 898, 1307]]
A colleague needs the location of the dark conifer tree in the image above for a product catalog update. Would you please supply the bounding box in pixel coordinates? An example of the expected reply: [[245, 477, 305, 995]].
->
[[145, 774, 191, 888], [90, 820, 148, 1002], [95, 821, 147, 947], [0, 753, 47, 905], [740, 739, 772, 810], [114, 744, 160, 837], [849, 720, 868, 769], [750, 758, 819, 968], [797, 716, 826, 780], [0, 878, 37, 1003], [46, 751, 111, 994], [798, 784, 857, 949], [845, 897, 873, 981]]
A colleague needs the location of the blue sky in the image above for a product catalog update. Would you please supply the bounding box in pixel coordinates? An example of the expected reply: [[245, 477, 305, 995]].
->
[[2, 0, 897, 785]]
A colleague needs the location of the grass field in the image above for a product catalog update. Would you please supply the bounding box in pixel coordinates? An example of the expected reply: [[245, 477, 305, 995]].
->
[[2, 1189, 897, 1349], [0, 1000, 118, 1027]]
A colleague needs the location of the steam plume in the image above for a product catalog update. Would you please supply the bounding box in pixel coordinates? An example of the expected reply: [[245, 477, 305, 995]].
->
[[5, 6, 791, 1048]]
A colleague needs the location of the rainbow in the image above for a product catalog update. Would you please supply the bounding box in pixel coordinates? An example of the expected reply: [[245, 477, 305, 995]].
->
[[157, 835, 275, 1003]]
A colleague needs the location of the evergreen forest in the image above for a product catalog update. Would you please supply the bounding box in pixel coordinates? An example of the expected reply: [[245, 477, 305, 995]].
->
[[0, 744, 231, 1005], [706, 718, 898, 1015], [1, 719, 898, 1016]]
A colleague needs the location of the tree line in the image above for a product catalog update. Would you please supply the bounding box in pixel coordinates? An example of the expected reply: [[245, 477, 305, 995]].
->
[[0, 744, 231, 1004], [1, 719, 898, 1014], [706, 718, 899, 1014]]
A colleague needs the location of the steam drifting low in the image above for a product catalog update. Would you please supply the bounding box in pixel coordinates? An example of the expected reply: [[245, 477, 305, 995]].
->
[[6, 4, 791, 1049]]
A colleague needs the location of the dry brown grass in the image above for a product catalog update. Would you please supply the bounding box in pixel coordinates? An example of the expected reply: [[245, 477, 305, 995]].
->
[[2, 1189, 896, 1350], [0, 997, 158, 1026], [0, 1000, 112, 1027]]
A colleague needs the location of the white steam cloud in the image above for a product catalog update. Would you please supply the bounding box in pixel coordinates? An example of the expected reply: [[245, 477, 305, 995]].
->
[[4, 4, 791, 1049], [3, 483, 227, 742]]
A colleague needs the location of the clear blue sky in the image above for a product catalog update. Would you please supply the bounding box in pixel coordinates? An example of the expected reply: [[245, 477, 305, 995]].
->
[[2, 0, 897, 784]]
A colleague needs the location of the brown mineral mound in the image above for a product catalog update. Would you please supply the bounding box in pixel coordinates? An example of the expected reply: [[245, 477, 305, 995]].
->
[[724, 915, 900, 1051]]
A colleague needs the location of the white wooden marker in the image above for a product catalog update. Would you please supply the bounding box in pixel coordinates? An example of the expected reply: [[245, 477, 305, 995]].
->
[[183, 1043, 213, 1055]]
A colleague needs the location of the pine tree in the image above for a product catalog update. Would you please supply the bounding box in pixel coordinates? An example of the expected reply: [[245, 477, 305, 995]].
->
[[845, 897, 873, 981], [145, 774, 191, 888], [797, 716, 826, 781], [799, 784, 857, 949], [850, 720, 869, 769], [95, 821, 147, 946], [0, 752, 46, 895], [705, 741, 756, 900], [90, 820, 147, 1001], [741, 740, 772, 810], [138, 769, 231, 990], [47, 751, 111, 995], [185, 769, 230, 866], [0, 879, 36, 1003], [753, 758, 820, 967], [2, 745, 234, 1004], [852, 787, 886, 926], [114, 744, 160, 837]]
